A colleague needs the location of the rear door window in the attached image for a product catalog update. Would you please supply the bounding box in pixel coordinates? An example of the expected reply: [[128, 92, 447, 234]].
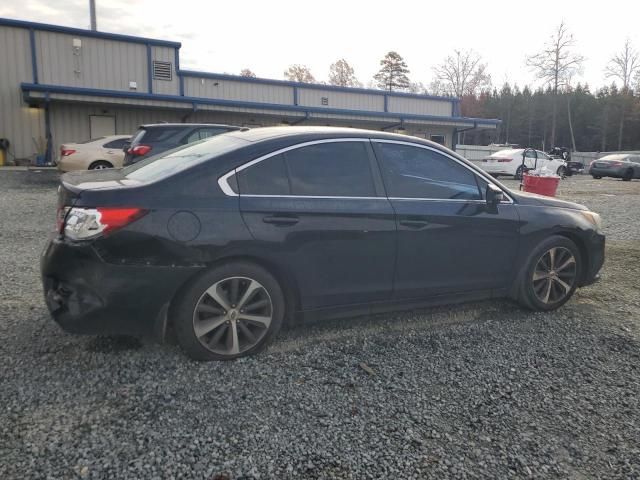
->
[[374, 142, 482, 200], [237, 154, 290, 195], [184, 127, 229, 144], [103, 138, 129, 149], [283, 141, 375, 197], [137, 127, 184, 144]]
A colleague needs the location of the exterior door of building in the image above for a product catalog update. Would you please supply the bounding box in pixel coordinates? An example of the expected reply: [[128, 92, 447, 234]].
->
[[89, 115, 115, 139]]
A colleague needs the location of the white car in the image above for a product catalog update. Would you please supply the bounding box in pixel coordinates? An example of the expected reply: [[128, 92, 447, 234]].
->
[[478, 149, 567, 179], [57, 135, 131, 171]]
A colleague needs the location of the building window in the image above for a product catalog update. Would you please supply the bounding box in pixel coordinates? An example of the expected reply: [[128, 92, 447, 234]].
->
[[430, 134, 446, 145], [321, 97, 329, 106], [152, 61, 172, 81]]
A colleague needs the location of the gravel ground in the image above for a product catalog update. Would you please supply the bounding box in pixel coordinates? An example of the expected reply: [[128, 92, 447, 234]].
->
[[1, 170, 639, 479]]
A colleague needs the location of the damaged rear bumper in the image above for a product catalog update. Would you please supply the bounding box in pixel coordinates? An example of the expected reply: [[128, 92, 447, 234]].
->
[[40, 236, 202, 337]]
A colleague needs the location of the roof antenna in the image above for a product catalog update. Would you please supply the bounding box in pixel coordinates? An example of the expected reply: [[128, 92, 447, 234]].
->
[[89, 0, 97, 31]]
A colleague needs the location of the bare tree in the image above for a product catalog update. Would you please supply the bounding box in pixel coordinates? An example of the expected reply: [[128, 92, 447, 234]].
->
[[605, 39, 639, 149], [240, 68, 257, 78], [373, 51, 411, 91], [432, 49, 491, 97], [407, 81, 427, 94], [527, 21, 584, 148], [328, 59, 361, 87], [284, 65, 315, 83], [605, 39, 639, 89]]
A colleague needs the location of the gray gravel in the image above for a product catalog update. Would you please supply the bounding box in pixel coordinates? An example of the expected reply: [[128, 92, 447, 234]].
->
[[1, 170, 639, 479]]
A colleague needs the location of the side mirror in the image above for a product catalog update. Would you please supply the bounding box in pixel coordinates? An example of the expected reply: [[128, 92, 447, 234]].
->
[[486, 184, 504, 206]]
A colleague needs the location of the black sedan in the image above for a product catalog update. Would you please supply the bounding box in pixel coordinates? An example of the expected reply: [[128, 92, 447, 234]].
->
[[42, 127, 605, 361]]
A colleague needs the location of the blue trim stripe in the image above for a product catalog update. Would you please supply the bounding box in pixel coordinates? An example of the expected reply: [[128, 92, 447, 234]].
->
[[28, 28, 38, 84], [146, 44, 153, 94], [21, 83, 501, 126], [0, 17, 181, 47], [179, 69, 459, 103]]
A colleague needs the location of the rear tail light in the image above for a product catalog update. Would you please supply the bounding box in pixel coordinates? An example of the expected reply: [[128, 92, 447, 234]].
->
[[610, 161, 623, 167], [63, 207, 147, 240], [128, 145, 152, 156], [496, 157, 512, 163], [56, 206, 70, 233], [60, 148, 76, 157]]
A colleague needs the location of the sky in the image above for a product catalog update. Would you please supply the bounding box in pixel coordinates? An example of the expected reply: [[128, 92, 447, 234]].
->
[[1, 0, 639, 92]]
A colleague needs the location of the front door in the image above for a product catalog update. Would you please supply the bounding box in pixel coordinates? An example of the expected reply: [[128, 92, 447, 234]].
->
[[372, 140, 521, 299], [237, 139, 397, 310]]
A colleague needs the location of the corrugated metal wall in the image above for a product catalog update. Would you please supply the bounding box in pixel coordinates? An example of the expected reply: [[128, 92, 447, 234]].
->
[[0, 26, 44, 161], [35, 31, 149, 92], [151, 46, 179, 95], [49, 103, 185, 150], [388, 96, 452, 117], [298, 88, 384, 112], [184, 77, 292, 104]]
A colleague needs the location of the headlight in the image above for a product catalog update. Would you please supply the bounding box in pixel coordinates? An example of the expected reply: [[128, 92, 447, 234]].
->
[[581, 211, 602, 231]]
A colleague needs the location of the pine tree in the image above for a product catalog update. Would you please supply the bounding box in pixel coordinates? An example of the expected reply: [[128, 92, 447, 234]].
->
[[373, 51, 410, 91]]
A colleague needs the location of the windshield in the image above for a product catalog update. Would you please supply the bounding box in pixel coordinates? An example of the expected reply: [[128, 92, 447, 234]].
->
[[123, 135, 246, 183]]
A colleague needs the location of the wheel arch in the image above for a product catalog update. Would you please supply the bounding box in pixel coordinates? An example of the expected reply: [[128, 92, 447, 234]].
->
[[88, 159, 113, 169], [166, 254, 301, 336], [554, 230, 590, 285]]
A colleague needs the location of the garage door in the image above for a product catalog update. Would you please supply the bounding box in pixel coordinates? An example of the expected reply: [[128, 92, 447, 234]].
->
[[89, 115, 116, 139]]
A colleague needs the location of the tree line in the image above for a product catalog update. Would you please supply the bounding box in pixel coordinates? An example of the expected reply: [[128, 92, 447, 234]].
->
[[238, 22, 640, 151]]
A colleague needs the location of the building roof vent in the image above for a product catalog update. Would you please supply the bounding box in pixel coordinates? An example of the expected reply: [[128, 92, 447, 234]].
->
[[152, 61, 172, 81]]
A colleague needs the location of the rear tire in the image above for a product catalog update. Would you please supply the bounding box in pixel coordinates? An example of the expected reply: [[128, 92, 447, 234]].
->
[[517, 236, 582, 311], [622, 169, 633, 181], [514, 165, 525, 180], [88, 160, 113, 170], [173, 262, 285, 361], [592, 175, 602, 179]]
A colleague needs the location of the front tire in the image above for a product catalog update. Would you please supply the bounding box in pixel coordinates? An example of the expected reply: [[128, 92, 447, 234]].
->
[[592, 175, 602, 179], [517, 236, 582, 311], [556, 166, 567, 177], [173, 262, 285, 361]]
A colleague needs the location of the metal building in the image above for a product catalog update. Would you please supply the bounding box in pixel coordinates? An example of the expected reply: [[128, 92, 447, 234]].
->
[[0, 17, 500, 163]]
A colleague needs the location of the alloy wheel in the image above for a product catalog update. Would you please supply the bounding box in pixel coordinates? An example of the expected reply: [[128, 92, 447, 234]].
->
[[192, 276, 273, 355], [532, 247, 577, 305]]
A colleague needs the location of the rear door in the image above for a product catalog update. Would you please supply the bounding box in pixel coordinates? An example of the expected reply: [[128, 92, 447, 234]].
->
[[235, 139, 397, 310], [372, 140, 520, 299]]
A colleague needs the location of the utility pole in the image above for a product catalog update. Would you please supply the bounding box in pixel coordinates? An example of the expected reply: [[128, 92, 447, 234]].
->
[[89, 0, 97, 31]]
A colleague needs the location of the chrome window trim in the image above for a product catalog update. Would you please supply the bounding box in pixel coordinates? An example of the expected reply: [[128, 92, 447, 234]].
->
[[239, 195, 384, 200], [217, 138, 371, 197], [218, 137, 514, 204], [371, 139, 514, 204]]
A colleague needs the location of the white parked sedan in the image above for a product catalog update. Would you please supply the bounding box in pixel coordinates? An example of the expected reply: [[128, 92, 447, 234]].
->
[[478, 149, 567, 179], [57, 135, 131, 171]]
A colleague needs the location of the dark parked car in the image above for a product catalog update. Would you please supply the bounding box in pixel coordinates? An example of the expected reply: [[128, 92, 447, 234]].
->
[[123, 123, 243, 165], [42, 127, 605, 361], [589, 154, 640, 181]]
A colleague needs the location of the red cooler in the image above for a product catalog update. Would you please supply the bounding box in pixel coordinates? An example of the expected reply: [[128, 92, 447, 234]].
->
[[522, 174, 560, 197]]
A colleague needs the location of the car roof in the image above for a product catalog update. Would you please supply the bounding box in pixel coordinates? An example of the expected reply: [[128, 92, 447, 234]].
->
[[599, 154, 629, 160], [139, 123, 241, 129], [222, 126, 438, 145]]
